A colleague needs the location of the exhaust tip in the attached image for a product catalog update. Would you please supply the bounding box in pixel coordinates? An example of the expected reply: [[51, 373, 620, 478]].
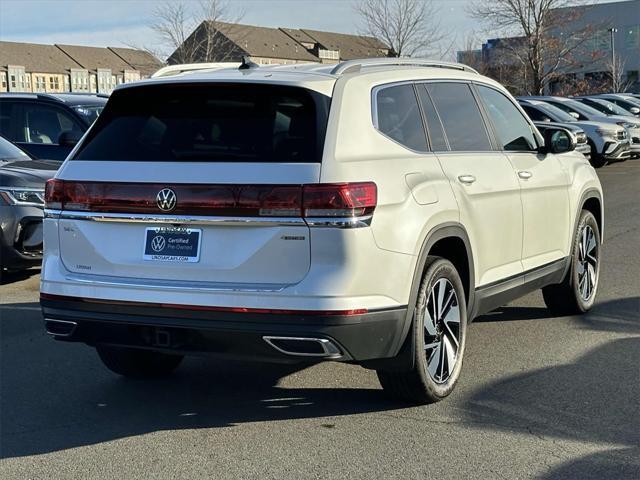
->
[[263, 336, 341, 358], [44, 318, 77, 337]]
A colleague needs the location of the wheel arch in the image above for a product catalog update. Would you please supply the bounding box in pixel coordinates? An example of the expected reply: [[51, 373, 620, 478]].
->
[[580, 190, 604, 242], [362, 223, 475, 372]]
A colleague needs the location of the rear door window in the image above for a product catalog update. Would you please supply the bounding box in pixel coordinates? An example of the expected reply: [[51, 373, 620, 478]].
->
[[374, 84, 427, 151], [74, 84, 330, 163], [426, 83, 493, 152]]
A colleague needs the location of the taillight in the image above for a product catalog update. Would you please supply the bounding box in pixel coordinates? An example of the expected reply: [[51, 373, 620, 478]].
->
[[44, 179, 65, 209], [43, 181, 377, 220], [302, 182, 377, 217]]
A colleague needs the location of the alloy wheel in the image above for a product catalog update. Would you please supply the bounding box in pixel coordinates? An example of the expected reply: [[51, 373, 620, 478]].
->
[[577, 224, 598, 301], [423, 278, 461, 384]]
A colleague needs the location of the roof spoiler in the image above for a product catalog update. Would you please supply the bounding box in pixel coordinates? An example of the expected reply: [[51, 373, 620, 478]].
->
[[151, 62, 241, 78]]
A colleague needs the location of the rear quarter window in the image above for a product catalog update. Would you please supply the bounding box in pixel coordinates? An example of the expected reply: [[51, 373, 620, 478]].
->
[[74, 83, 330, 163]]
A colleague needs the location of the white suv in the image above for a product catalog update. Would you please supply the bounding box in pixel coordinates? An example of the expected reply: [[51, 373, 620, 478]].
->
[[41, 59, 603, 404]]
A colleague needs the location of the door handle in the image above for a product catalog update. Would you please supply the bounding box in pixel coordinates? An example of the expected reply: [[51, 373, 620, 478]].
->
[[518, 170, 533, 179], [458, 175, 476, 185]]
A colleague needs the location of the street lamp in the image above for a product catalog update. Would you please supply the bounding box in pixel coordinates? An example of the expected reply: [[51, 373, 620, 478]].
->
[[609, 27, 618, 91]]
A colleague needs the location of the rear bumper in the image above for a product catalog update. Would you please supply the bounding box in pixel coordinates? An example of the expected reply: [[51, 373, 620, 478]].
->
[[40, 294, 409, 364]]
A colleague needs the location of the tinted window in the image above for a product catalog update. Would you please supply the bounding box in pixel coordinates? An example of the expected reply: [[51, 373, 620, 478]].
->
[[427, 83, 492, 151], [73, 105, 104, 124], [416, 85, 448, 151], [522, 105, 550, 122], [75, 84, 329, 162], [477, 86, 537, 151], [0, 102, 17, 140], [375, 84, 427, 151], [19, 103, 83, 145], [530, 102, 576, 123]]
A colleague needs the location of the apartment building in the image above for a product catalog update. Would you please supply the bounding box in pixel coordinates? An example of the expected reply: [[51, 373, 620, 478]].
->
[[0, 41, 162, 94]]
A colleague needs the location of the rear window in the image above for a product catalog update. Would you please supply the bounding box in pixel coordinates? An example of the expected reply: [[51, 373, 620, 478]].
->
[[74, 84, 330, 163]]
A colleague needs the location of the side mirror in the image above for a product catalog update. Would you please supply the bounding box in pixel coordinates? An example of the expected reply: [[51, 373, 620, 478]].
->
[[630, 106, 640, 115], [58, 131, 81, 147], [541, 127, 576, 154], [569, 111, 580, 119]]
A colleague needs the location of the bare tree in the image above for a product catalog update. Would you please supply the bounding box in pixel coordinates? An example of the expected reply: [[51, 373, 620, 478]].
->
[[607, 54, 634, 93], [354, 0, 447, 58], [468, 0, 598, 95], [141, 0, 244, 64]]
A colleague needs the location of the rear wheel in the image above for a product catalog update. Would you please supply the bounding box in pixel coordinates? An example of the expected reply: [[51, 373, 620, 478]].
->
[[97, 345, 184, 378], [377, 257, 467, 404], [543, 210, 600, 315]]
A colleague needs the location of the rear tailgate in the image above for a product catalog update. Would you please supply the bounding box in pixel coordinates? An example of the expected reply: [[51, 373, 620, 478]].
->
[[51, 81, 330, 288]]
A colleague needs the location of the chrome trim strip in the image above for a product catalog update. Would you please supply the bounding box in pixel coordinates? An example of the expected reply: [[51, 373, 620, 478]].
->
[[53, 210, 306, 226], [305, 215, 373, 228], [47, 210, 372, 228], [263, 336, 342, 358], [63, 272, 289, 293]]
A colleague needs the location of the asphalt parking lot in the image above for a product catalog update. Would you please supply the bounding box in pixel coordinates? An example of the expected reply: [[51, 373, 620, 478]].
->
[[0, 160, 638, 480]]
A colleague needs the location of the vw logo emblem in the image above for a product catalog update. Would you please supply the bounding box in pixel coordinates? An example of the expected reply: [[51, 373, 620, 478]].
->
[[156, 188, 177, 212], [151, 235, 166, 253]]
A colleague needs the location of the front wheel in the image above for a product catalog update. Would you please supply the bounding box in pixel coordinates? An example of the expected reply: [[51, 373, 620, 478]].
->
[[97, 345, 184, 378], [588, 140, 607, 168], [377, 256, 467, 404], [542, 210, 601, 315]]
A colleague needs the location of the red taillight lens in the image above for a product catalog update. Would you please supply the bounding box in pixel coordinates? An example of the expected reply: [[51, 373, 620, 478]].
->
[[44, 179, 65, 209], [43, 181, 377, 219], [302, 182, 377, 217]]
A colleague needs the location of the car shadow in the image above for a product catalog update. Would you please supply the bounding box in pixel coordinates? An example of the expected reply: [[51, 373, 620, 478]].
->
[[476, 296, 640, 334], [463, 297, 640, 479], [0, 267, 40, 285], [0, 303, 404, 459]]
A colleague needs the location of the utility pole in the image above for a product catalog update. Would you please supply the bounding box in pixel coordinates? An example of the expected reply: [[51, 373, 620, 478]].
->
[[609, 27, 618, 91]]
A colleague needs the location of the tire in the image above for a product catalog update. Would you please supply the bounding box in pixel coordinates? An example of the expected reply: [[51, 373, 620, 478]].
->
[[542, 210, 601, 315], [588, 141, 607, 168], [377, 256, 467, 404], [97, 345, 184, 378]]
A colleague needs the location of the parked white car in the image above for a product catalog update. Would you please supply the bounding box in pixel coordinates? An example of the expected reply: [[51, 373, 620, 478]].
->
[[519, 98, 631, 167], [523, 95, 640, 160], [41, 58, 604, 404]]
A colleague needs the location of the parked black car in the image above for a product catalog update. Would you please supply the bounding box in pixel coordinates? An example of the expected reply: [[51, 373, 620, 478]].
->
[[0, 93, 107, 160], [0, 136, 57, 270]]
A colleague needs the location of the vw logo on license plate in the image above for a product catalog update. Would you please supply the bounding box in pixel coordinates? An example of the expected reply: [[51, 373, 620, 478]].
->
[[151, 235, 166, 252]]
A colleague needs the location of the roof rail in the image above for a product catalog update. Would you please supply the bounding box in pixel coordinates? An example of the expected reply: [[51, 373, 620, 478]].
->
[[151, 62, 241, 78], [330, 58, 479, 75]]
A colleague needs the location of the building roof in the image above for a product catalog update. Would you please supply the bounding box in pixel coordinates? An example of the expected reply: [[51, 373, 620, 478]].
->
[[214, 22, 319, 62], [0, 41, 81, 73], [279, 28, 317, 46], [108, 47, 164, 76], [301, 29, 390, 60], [56, 44, 133, 72]]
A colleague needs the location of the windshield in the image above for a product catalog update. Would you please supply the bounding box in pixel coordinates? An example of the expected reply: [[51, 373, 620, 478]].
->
[[535, 102, 576, 122], [0, 136, 31, 162], [562, 99, 603, 116], [73, 105, 104, 124], [74, 84, 330, 163], [586, 99, 629, 116]]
